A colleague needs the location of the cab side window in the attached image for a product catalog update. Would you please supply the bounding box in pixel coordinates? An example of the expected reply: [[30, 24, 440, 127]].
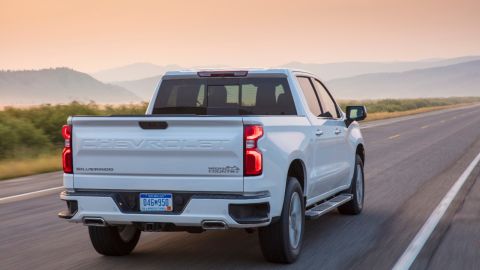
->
[[296, 76, 321, 116], [312, 79, 340, 119]]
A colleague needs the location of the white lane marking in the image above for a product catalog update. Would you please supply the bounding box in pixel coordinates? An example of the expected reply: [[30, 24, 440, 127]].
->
[[392, 151, 480, 270], [0, 186, 63, 204], [389, 134, 401, 140]]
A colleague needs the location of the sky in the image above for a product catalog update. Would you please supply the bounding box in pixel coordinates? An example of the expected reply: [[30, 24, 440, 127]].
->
[[1, 0, 479, 72]]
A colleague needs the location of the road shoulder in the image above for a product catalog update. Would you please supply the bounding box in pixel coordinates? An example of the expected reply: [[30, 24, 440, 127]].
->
[[422, 174, 480, 270], [0, 171, 62, 199]]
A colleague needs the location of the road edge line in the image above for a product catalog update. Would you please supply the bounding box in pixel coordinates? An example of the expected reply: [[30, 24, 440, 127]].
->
[[0, 186, 63, 204], [392, 151, 480, 270]]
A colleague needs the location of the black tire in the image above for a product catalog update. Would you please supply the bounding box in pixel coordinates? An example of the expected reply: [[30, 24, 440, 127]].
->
[[88, 225, 141, 256], [258, 177, 305, 263], [338, 154, 364, 215]]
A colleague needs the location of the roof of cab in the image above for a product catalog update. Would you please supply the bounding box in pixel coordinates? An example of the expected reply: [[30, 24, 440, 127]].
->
[[163, 68, 316, 78]]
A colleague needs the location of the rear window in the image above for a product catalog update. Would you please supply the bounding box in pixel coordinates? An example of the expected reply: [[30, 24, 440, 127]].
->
[[152, 78, 297, 115]]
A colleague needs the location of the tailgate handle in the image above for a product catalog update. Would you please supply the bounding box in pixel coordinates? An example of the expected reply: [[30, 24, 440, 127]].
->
[[139, 121, 168, 130]]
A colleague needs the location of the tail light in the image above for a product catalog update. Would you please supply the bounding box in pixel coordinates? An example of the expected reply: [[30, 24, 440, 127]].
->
[[244, 125, 263, 176], [62, 125, 73, 174], [197, 70, 248, 77]]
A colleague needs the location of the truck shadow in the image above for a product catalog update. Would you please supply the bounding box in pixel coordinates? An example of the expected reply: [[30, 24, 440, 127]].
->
[[89, 211, 382, 270]]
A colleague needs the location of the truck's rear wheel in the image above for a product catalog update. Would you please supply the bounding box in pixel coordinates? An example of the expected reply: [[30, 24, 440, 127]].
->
[[338, 154, 364, 215], [88, 225, 141, 256], [258, 177, 304, 263]]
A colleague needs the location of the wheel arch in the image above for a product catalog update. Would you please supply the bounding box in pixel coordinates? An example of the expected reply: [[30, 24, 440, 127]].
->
[[287, 159, 306, 198], [356, 143, 365, 165]]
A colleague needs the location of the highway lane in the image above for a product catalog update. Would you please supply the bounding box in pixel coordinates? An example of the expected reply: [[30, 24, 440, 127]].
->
[[1, 105, 480, 269]]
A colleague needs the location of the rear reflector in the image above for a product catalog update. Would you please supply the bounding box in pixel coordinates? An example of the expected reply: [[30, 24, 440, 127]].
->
[[244, 125, 263, 176], [62, 147, 73, 173], [245, 149, 262, 176], [62, 125, 73, 174], [197, 71, 248, 77]]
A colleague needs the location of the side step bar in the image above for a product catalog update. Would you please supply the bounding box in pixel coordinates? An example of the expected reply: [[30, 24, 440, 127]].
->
[[305, 194, 353, 220]]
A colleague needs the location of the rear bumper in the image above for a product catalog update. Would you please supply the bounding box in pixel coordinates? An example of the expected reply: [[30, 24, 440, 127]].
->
[[59, 190, 271, 228]]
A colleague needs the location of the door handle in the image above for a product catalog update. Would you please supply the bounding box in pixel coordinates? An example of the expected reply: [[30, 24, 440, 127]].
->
[[334, 129, 341, 135], [315, 130, 324, 136]]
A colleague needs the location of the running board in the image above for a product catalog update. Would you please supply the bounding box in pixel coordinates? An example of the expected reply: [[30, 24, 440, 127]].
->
[[305, 194, 353, 220]]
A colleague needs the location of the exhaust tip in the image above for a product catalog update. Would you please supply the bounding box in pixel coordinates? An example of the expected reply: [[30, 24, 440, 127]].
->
[[201, 220, 228, 230], [83, 217, 107, 227]]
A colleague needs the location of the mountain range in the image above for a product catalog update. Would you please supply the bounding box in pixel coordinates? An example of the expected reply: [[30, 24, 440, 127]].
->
[[328, 60, 480, 99], [92, 55, 480, 83], [0, 56, 479, 106], [108, 57, 480, 100]]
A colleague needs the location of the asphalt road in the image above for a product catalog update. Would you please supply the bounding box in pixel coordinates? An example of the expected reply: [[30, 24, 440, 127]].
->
[[2, 105, 480, 270]]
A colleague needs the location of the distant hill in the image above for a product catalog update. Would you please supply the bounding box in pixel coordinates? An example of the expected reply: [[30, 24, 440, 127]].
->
[[114, 75, 162, 101], [327, 60, 480, 99], [282, 55, 480, 80], [0, 68, 141, 106], [91, 63, 182, 82]]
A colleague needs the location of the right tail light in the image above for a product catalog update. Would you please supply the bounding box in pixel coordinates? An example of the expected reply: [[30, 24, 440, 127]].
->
[[244, 125, 263, 176]]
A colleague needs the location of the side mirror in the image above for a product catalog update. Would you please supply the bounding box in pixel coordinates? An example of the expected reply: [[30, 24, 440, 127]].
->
[[345, 105, 367, 126]]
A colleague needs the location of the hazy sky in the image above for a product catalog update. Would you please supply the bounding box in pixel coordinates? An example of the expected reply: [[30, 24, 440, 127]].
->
[[1, 0, 479, 72]]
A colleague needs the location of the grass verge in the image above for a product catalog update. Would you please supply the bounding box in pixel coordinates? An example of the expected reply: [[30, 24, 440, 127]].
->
[[364, 103, 476, 121], [0, 152, 61, 180]]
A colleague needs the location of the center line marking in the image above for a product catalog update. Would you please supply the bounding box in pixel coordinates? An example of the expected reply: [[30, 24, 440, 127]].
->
[[0, 186, 63, 204], [392, 151, 480, 270], [389, 134, 401, 139], [421, 125, 430, 129]]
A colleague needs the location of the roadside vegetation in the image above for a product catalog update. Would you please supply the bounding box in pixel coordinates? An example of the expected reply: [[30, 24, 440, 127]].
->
[[0, 102, 148, 180], [339, 97, 480, 121], [0, 97, 479, 180]]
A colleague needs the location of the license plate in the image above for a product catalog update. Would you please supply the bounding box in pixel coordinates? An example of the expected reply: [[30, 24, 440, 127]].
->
[[139, 193, 173, 212]]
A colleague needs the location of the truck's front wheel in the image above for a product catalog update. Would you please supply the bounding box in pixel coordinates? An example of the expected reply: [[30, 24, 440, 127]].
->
[[258, 177, 304, 263], [88, 225, 141, 256], [338, 154, 364, 215]]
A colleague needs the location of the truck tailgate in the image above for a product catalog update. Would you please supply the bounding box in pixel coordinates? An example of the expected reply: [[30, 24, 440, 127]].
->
[[71, 116, 244, 192]]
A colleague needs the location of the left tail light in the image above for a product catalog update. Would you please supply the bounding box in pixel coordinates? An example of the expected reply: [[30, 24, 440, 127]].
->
[[62, 125, 73, 174]]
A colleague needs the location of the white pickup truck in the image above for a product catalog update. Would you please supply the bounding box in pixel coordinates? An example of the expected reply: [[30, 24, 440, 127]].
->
[[58, 69, 367, 263]]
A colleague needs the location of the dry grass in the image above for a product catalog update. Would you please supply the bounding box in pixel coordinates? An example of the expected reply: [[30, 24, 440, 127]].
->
[[0, 153, 61, 180], [365, 103, 475, 121]]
